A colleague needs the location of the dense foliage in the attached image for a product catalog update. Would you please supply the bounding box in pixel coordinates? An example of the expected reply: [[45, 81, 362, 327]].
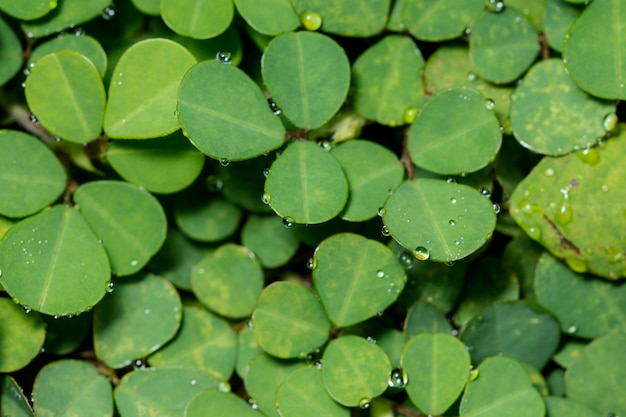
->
[[0, 0, 625, 416]]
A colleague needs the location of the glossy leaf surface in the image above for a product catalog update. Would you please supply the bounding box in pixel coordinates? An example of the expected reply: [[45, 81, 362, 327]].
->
[[21, 0, 110, 38], [161, 0, 233, 39], [0, 298, 45, 372], [262, 31, 350, 129], [234, 0, 299, 35], [178, 60, 285, 160], [29, 33, 108, 77], [401, 0, 484, 41], [0, 0, 55, 20], [0, 205, 110, 316]]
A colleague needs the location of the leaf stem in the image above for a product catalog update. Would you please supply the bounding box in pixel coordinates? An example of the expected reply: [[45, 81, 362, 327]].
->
[[539, 32, 550, 61], [400, 125, 415, 180]]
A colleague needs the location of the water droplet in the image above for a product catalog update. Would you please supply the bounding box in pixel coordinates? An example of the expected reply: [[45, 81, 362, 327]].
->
[[282, 216, 294, 227], [388, 368, 408, 388], [134, 359, 145, 368], [54, 136, 62, 142], [216, 50, 232, 64], [130, 259, 138, 267], [306, 257, 316, 270], [247, 398, 259, 409], [397, 251, 414, 270], [74, 27, 84, 36], [446, 177, 457, 184], [381, 225, 390, 236], [219, 158, 230, 167], [603, 113, 618, 132], [377, 207, 386, 217], [544, 168, 555, 176], [376, 270, 386, 279], [480, 188, 491, 198], [206, 175, 223, 192], [449, 219, 456, 226], [487, 0, 505, 12], [300, 10, 322, 31], [567, 324, 577, 334], [576, 146, 600, 165], [367, 336, 377, 344], [22, 306, 31, 314], [267, 99, 281, 115], [403, 106, 418, 124], [492, 203, 501, 214], [555, 187, 573, 226], [319, 140, 332, 150], [190, 379, 197, 385], [485, 98, 495, 110], [261, 193, 270, 204], [313, 360, 323, 368], [359, 398, 371, 409], [469, 368, 479, 381], [413, 246, 430, 261], [106, 281, 115, 293], [101, 5, 116, 20], [467, 72, 477, 82], [605, 247, 624, 264], [53, 315, 59, 319], [450, 197, 458, 204], [144, 308, 151, 315], [0, 268, 2, 277], [263, 168, 271, 177], [601, 184, 609, 193]]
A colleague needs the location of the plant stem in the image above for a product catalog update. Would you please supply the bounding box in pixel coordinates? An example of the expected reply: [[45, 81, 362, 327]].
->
[[400, 125, 415, 180]]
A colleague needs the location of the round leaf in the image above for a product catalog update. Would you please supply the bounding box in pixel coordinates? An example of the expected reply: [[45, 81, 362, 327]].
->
[[106, 133, 205, 194], [20, 0, 110, 39], [460, 301, 561, 370], [262, 31, 350, 129], [544, 396, 604, 417], [264, 140, 348, 224], [174, 193, 241, 243], [0, 205, 110, 316], [459, 356, 545, 417], [543, 0, 582, 53], [42, 312, 91, 355], [0, 16, 23, 87], [404, 302, 452, 340], [161, 0, 233, 39], [29, 33, 108, 77], [0, 130, 66, 218], [73, 181, 167, 276], [1, 375, 34, 417], [234, 0, 299, 36], [33, 360, 113, 417], [131, 0, 159, 15], [382, 178, 497, 263], [534, 252, 626, 338], [563, 0, 626, 99], [251, 281, 331, 359], [25, 51, 105, 144], [276, 366, 350, 417], [148, 304, 237, 380], [241, 215, 299, 268], [469, 9, 539, 84], [185, 389, 259, 417], [565, 333, 626, 417], [0, 0, 56, 20], [401, 0, 484, 41], [313, 233, 406, 327], [104, 39, 196, 138], [93, 273, 182, 368], [351, 35, 425, 127], [408, 87, 502, 175], [178, 60, 285, 160], [216, 155, 274, 213], [0, 298, 45, 373], [331, 140, 404, 221], [236, 324, 263, 379], [401, 333, 470, 416], [322, 335, 391, 407]]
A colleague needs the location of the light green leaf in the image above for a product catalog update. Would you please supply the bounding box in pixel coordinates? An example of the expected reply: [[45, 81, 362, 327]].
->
[[382, 178, 497, 263], [73, 181, 167, 276], [0, 130, 66, 218], [235, 0, 299, 35], [32, 360, 113, 417], [185, 389, 261, 417], [241, 215, 299, 268], [174, 192, 242, 243], [0, 16, 23, 87], [402, 333, 470, 416], [543, 0, 581, 53], [93, 273, 182, 368], [401, 0, 484, 41], [313, 233, 406, 327], [351, 35, 425, 127], [0, 0, 56, 20], [0, 205, 110, 316], [131, 0, 159, 15], [552, 339, 586, 369], [262, 31, 350, 129], [178, 60, 285, 160], [1, 375, 35, 417], [161, 0, 233, 39], [104, 39, 196, 138], [20, 0, 111, 39], [563, 0, 626, 99], [25, 51, 105, 144], [507, 0, 547, 29], [251, 281, 331, 359], [0, 298, 45, 373], [408, 87, 502, 174], [29, 33, 108, 77]]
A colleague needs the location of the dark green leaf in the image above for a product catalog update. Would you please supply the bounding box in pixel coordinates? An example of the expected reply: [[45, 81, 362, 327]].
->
[[401, 0, 484, 41], [544, 396, 604, 417], [0, 298, 45, 373], [404, 302, 453, 340], [1, 375, 34, 417], [0, 16, 23, 87], [174, 192, 242, 243], [543, 0, 581, 53], [21, 0, 111, 39], [241, 215, 299, 268], [184, 389, 259, 417], [0, 0, 56, 20]]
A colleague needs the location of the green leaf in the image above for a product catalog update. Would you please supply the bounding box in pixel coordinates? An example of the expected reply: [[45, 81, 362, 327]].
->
[[244, 353, 302, 417], [29, 33, 108, 77], [0, 0, 56, 20], [241, 215, 299, 268], [351, 35, 425, 127], [25, 51, 105, 144], [565, 333, 626, 417], [234, 0, 299, 36], [510, 59, 615, 155], [543, 0, 582, 53], [509, 132, 626, 279], [563, 0, 626, 99], [460, 301, 560, 369], [507, 0, 547, 29], [0, 130, 66, 218], [104, 39, 196, 138], [148, 304, 237, 380], [1, 375, 34, 417], [264, 140, 349, 224], [106, 133, 205, 194], [322, 335, 391, 408], [386, 0, 406, 31], [192, 243, 263, 319], [502, 234, 544, 300], [0, 16, 23, 87], [401, 333, 470, 416], [131, 0, 159, 15], [93, 273, 182, 368], [20, 0, 111, 39], [469, 9, 539, 84], [382, 178, 497, 263], [174, 192, 242, 243], [404, 302, 453, 340], [0, 205, 110, 316], [408, 87, 502, 174], [73, 180, 167, 276], [552, 339, 586, 368], [312, 233, 406, 327], [114, 367, 222, 417], [262, 31, 350, 129], [544, 396, 604, 417], [236, 324, 263, 378], [0, 298, 45, 373], [161, 0, 233, 39], [32, 360, 113, 417], [290, 0, 390, 37], [276, 366, 350, 417], [215, 156, 274, 213], [184, 389, 259, 417], [401, 0, 484, 41], [42, 312, 91, 355], [534, 252, 626, 338], [177, 60, 285, 160], [251, 281, 331, 359], [459, 356, 545, 417]]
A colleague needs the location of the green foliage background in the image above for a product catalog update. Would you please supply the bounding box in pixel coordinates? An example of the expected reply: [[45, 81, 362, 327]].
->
[[0, 0, 625, 416]]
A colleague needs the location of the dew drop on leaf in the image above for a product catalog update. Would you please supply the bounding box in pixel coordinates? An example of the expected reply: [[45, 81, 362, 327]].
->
[[544, 168, 555, 177], [412, 246, 430, 261], [377, 206, 386, 217], [480, 188, 491, 198], [22, 306, 31, 314], [381, 225, 390, 236], [376, 269, 386, 279], [492, 203, 501, 214], [282, 216, 294, 228], [387, 368, 408, 388], [190, 379, 197, 385], [450, 197, 458, 204], [267, 99, 281, 115], [106, 281, 115, 293], [366, 336, 377, 344], [576, 146, 600, 165], [300, 10, 322, 31], [101, 5, 116, 20], [469, 368, 479, 381], [359, 398, 371, 409], [29, 114, 38, 124], [397, 251, 415, 270], [485, 98, 495, 110], [603, 113, 618, 132], [261, 193, 270, 204], [306, 257, 316, 270], [130, 259, 138, 267], [449, 219, 456, 226], [216, 50, 232, 65], [567, 324, 578, 334], [403, 106, 418, 124], [263, 168, 271, 177], [219, 157, 230, 167]]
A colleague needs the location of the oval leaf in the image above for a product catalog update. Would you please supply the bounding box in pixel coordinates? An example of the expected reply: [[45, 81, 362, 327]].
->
[[234, 0, 299, 36], [0, 16, 23, 87], [401, 0, 484, 41], [0, 0, 56, 20], [240, 215, 300, 268], [1, 375, 35, 417], [20, 0, 110, 39], [185, 389, 259, 417], [0, 299, 45, 373], [29, 33, 108, 77], [161, 0, 233, 39]]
